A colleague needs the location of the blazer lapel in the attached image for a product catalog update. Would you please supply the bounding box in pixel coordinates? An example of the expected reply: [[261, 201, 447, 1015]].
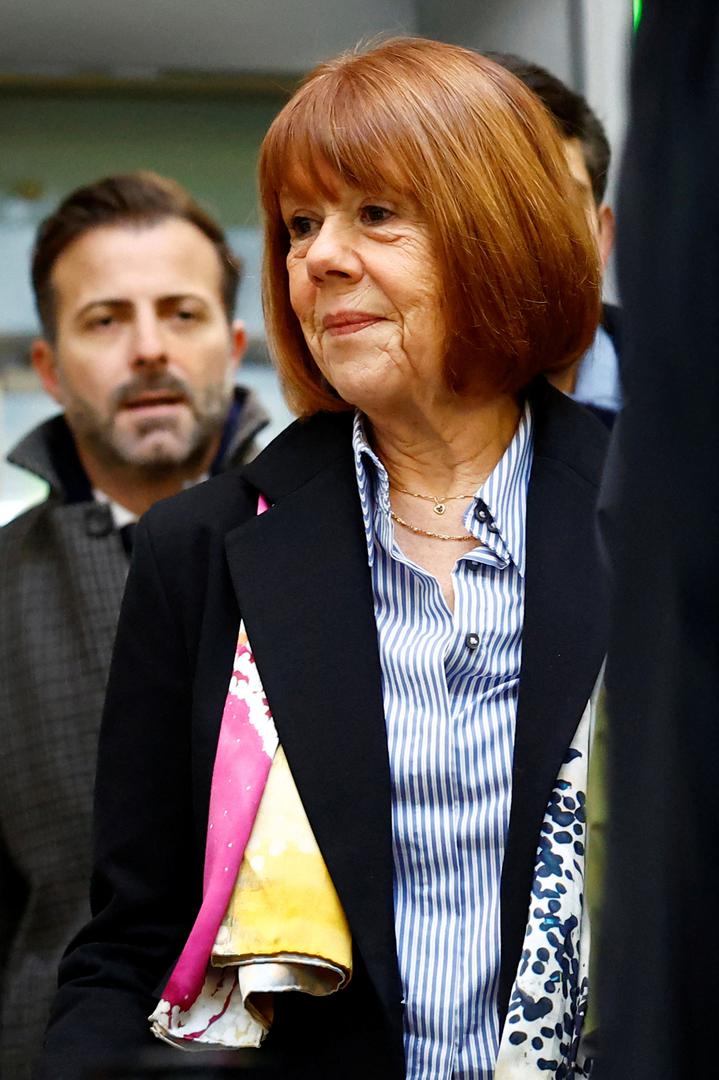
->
[[225, 430, 404, 1040], [498, 382, 609, 1020]]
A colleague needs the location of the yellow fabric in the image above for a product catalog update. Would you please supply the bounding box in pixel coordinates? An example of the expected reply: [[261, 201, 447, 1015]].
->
[[212, 746, 353, 980]]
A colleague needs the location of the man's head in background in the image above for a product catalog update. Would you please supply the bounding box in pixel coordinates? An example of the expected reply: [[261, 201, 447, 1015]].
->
[[490, 53, 615, 271], [30, 172, 246, 489]]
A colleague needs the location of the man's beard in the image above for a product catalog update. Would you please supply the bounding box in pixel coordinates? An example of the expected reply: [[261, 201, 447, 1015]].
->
[[62, 371, 234, 477]]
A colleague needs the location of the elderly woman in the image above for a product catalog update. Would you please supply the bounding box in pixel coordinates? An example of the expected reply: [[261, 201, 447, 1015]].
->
[[40, 38, 607, 1080]]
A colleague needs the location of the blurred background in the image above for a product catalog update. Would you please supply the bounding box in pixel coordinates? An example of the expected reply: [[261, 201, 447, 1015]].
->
[[0, 0, 634, 524]]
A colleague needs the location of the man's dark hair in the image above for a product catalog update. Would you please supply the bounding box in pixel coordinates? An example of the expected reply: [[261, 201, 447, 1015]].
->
[[489, 53, 611, 205], [32, 171, 241, 338]]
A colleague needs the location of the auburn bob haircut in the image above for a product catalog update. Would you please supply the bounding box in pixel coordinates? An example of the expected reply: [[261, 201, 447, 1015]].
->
[[259, 37, 601, 417]]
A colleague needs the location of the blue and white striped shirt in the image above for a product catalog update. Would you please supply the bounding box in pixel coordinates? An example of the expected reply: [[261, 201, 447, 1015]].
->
[[352, 403, 534, 1079]]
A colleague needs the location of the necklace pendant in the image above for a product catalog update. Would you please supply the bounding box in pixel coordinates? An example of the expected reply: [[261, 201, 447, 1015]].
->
[[433, 502, 446, 516]]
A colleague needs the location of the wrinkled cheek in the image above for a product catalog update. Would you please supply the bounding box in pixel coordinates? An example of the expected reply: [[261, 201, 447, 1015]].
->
[[288, 272, 311, 318], [303, 330, 325, 371]]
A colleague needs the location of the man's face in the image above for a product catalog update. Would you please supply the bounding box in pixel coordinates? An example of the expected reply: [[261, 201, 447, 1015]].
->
[[562, 137, 615, 271], [33, 219, 245, 473]]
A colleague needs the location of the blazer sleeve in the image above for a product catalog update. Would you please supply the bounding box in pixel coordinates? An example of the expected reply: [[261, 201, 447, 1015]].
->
[[37, 513, 203, 1079]]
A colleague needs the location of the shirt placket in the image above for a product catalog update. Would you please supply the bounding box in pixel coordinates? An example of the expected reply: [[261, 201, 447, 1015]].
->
[[448, 566, 484, 1075]]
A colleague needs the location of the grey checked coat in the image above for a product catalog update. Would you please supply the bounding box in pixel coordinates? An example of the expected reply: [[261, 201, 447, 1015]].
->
[[0, 388, 268, 1079]]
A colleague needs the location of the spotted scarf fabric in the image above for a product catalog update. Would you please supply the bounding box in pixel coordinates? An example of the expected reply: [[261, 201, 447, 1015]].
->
[[495, 695, 597, 1078]]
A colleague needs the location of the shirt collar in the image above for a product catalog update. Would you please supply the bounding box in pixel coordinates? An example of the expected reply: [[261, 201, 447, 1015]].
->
[[352, 401, 533, 576], [92, 472, 209, 531], [92, 489, 138, 529], [471, 399, 533, 576], [352, 412, 389, 567]]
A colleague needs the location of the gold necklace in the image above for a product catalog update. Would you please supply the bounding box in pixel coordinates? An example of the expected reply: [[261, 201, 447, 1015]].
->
[[390, 509, 478, 542], [390, 481, 479, 517]]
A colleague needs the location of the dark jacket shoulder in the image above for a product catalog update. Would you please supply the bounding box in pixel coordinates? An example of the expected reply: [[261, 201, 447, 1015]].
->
[[139, 411, 354, 546], [0, 494, 56, 551], [529, 377, 609, 489]]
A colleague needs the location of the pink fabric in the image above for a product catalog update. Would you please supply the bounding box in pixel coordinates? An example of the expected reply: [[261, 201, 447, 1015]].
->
[[161, 494, 273, 1010]]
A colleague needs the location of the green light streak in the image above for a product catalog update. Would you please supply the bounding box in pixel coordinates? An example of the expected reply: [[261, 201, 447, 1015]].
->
[[633, 0, 643, 31]]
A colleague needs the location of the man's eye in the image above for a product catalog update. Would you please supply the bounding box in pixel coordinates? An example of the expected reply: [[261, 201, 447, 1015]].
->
[[288, 215, 315, 238], [175, 309, 197, 321], [361, 205, 393, 224], [88, 315, 114, 328]]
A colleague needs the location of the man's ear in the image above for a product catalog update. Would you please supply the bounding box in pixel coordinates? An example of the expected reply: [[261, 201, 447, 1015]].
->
[[31, 339, 64, 404], [597, 204, 616, 271], [229, 319, 247, 372]]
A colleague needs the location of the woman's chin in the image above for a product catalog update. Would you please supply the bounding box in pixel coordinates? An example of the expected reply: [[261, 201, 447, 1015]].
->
[[327, 375, 405, 417]]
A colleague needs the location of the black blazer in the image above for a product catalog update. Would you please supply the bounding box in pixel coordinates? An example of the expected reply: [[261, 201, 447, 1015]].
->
[[38, 378, 608, 1080]]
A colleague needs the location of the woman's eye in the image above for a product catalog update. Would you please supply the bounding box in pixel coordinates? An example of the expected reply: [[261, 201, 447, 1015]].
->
[[361, 205, 393, 225], [288, 215, 315, 238]]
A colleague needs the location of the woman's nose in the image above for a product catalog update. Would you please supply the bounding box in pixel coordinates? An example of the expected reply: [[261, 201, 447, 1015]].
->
[[306, 219, 363, 284]]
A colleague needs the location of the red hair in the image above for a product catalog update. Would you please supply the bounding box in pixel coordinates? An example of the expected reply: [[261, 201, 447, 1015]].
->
[[259, 37, 601, 416]]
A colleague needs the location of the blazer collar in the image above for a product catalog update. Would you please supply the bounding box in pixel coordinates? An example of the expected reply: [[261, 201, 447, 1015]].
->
[[228, 384, 607, 1041], [239, 410, 354, 500]]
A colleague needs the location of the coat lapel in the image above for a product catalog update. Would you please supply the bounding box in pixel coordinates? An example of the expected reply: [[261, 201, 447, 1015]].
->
[[498, 381, 609, 1020], [224, 420, 404, 1043]]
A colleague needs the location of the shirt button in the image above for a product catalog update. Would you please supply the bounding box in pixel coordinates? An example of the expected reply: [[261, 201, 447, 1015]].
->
[[465, 632, 480, 650], [474, 498, 500, 534]]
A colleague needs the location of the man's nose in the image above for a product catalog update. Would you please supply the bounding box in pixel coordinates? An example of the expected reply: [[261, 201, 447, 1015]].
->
[[131, 313, 167, 367], [306, 219, 363, 284]]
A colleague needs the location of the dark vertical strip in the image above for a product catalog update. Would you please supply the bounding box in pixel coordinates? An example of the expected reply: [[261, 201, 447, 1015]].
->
[[597, 2, 719, 1077]]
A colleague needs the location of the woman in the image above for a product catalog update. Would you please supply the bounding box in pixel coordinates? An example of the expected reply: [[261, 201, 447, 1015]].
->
[[40, 38, 608, 1080]]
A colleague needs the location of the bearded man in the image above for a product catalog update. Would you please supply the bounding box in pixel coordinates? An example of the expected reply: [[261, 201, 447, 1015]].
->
[[0, 172, 269, 1078]]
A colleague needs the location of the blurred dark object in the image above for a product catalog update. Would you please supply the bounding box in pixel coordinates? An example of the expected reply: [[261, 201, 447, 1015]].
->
[[89, 1046, 296, 1078], [597, 1, 719, 1078], [87, 1043, 374, 1079]]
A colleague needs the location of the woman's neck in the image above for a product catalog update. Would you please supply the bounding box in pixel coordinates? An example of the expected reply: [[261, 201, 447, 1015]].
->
[[365, 391, 522, 495]]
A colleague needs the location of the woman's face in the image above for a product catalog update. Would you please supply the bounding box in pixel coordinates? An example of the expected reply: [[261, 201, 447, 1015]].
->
[[280, 173, 446, 417]]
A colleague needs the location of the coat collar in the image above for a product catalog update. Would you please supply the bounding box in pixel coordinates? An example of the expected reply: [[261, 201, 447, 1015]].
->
[[227, 380, 608, 1043]]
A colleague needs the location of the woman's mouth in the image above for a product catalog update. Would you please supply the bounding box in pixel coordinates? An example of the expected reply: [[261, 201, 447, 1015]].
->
[[322, 311, 383, 336]]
